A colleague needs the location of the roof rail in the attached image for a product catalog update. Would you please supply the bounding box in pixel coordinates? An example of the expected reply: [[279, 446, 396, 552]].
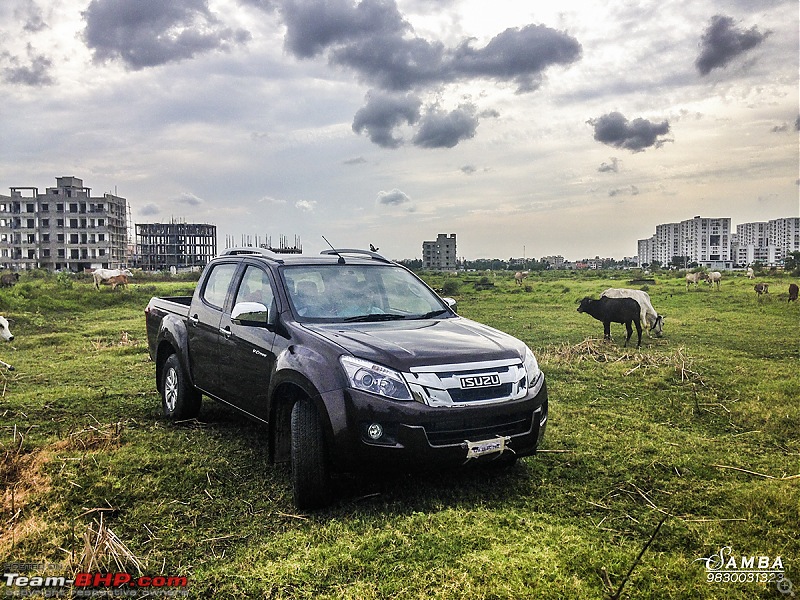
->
[[320, 248, 391, 263], [221, 247, 285, 263]]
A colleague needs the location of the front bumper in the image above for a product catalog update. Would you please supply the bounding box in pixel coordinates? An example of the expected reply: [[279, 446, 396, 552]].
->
[[322, 376, 548, 472]]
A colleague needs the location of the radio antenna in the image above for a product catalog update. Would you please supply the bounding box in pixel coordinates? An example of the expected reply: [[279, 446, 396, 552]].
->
[[322, 235, 346, 264]]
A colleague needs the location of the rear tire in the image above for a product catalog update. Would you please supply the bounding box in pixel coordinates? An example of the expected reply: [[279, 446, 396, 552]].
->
[[290, 397, 332, 509], [161, 354, 202, 420]]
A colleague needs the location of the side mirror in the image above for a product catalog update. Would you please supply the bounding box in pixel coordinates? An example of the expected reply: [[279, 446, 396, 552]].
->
[[232, 301, 271, 326], [443, 297, 457, 314]]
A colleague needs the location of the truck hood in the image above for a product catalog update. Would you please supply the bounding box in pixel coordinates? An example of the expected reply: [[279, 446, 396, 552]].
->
[[302, 317, 526, 371]]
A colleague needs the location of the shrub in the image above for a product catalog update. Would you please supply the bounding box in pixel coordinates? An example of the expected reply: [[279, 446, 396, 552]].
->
[[441, 280, 460, 296]]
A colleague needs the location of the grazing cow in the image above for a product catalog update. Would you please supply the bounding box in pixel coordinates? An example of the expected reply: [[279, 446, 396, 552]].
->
[[754, 283, 769, 296], [104, 274, 128, 290], [706, 271, 722, 289], [0, 316, 13, 370], [789, 283, 798, 303], [577, 296, 642, 348], [746, 267, 755, 279], [93, 268, 132, 290], [685, 272, 706, 290], [0, 315, 13, 342], [514, 271, 529, 285], [601, 288, 664, 337], [0, 273, 20, 288]]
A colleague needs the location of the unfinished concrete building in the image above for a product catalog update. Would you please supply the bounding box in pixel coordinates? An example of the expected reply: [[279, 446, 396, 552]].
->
[[0, 176, 128, 272], [135, 221, 217, 271]]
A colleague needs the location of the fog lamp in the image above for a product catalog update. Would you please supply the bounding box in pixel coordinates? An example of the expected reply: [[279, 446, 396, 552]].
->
[[366, 423, 384, 440]]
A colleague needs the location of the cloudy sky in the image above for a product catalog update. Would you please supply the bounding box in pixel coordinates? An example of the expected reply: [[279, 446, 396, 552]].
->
[[1, 0, 797, 261]]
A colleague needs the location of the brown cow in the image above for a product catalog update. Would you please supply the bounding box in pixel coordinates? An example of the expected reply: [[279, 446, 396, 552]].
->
[[789, 283, 798, 303], [754, 283, 769, 296], [103, 274, 128, 290]]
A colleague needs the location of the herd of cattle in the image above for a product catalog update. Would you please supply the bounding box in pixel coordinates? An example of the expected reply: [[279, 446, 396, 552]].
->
[[0, 268, 795, 358], [574, 273, 798, 347]]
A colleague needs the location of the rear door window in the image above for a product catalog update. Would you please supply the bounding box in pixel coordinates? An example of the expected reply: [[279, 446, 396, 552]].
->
[[202, 263, 238, 309]]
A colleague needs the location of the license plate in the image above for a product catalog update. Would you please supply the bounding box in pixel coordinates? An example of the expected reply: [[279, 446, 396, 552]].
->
[[459, 373, 501, 389], [465, 436, 509, 459]]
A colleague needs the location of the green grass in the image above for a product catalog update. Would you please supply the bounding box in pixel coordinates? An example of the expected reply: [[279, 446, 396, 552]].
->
[[1, 269, 798, 599]]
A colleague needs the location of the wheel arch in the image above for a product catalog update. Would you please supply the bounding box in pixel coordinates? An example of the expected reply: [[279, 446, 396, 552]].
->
[[269, 374, 329, 465]]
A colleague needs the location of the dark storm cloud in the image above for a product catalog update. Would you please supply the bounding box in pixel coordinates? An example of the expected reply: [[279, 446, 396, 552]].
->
[[83, 0, 251, 70], [281, 0, 408, 59], [451, 25, 582, 92], [412, 104, 479, 148], [265, 0, 582, 148], [277, 0, 581, 93], [2, 44, 54, 86], [332, 34, 447, 90], [695, 15, 770, 76], [352, 92, 422, 148], [589, 112, 670, 153]]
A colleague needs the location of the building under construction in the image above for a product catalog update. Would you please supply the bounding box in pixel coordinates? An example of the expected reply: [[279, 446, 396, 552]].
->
[[224, 234, 302, 254], [136, 221, 217, 271], [0, 176, 129, 272]]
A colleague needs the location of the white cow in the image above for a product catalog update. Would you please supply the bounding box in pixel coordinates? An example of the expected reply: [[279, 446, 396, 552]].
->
[[514, 271, 529, 285], [746, 267, 755, 279], [0, 315, 13, 370], [93, 268, 133, 290], [685, 272, 706, 290], [601, 288, 664, 337], [706, 271, 722, 289], [0, 315, 13, 341]]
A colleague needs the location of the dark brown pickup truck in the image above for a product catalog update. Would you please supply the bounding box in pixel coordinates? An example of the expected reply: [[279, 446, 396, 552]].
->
[[145, 247, 548, 508]]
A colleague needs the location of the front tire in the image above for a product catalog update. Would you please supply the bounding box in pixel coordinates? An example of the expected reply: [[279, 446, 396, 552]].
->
[[161, 354, 201, 420], [290, 397, 332, 509]]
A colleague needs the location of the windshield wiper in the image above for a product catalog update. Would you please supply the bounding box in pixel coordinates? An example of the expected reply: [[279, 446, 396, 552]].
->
[[342, 313, 407, 322], [417, 309, 449, 319]]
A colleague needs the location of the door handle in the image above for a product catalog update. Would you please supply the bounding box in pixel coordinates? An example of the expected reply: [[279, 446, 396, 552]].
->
[[189, 314, 199, 326], [220, 326, 232, 338]]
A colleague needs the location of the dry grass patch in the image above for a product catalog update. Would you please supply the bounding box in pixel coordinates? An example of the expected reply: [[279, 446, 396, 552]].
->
[[541, 338, 705, 384], [72, 513, 145, 575], [53, 421, 125, 453]]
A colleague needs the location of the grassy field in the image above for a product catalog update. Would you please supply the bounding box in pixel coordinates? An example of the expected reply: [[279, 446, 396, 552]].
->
[[1, 269, 798, 599]]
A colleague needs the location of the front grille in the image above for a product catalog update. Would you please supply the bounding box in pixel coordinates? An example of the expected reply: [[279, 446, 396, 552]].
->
[[406, 358, 527, 407], [424, 412, 533, 446], [449, 383, 513, 403]]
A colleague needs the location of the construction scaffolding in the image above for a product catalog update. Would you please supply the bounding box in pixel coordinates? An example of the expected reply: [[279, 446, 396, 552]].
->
[[136, 220, 217, 271]]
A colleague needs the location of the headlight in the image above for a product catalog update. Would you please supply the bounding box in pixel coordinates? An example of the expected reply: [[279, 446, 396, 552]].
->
[[340, 356, 413, 401], [523, 346, 541, 388]]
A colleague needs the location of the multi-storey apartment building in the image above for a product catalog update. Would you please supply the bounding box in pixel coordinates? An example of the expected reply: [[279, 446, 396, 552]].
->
[[0, 176, 128, 272], [733, 217, 800, 266], [637, 216, 733, 269], [639, 215, 797, 268], [422, 233, 457, 270], [135, 221, 217, 271]]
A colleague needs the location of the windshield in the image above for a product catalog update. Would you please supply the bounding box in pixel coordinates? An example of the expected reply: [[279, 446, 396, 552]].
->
[[282, 264, 450, 322]]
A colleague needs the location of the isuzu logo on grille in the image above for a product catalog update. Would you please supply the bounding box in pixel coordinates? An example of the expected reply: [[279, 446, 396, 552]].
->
[[459, 373, 501, 389]]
